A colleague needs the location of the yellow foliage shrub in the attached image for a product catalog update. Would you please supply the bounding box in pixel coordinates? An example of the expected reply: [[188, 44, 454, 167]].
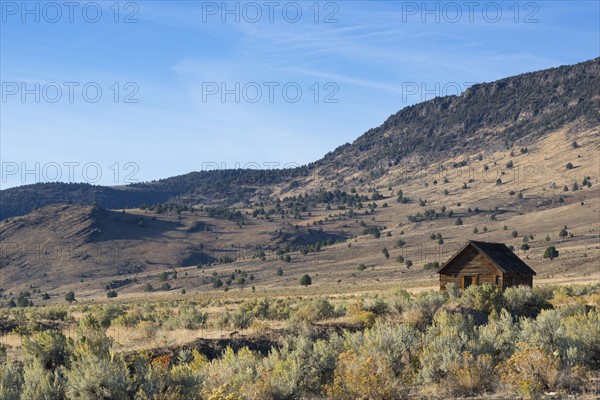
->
[[448, 352, 495, 395], [500, 347, 559, 399], [324, 350, 401, 400]]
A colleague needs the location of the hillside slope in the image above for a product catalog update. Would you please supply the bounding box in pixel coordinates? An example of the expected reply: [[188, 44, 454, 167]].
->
[[0, 124, 598, 299], [315, 57, 599, 177]]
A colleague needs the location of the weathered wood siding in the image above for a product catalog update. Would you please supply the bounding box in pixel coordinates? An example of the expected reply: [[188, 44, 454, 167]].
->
[[439, 247, 503, 290]]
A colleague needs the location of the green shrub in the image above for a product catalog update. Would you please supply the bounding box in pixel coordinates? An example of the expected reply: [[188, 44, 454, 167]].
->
[[420, 311, 475, 384], [504, 286, 552, 318], [22, 330, 71, 370], [362, 298, 389, 316], [423, 262, 440, 270], [558, 308, 600, 368], [294, 298, 337, 322], [300, 275, 312, 286], [74, 315, 113, 358], [164, 306, 208, 330], [230, 308, 254, 331], [64, 291, 75, 303], [254, 345, 303, 398], [397, 291, 446, 329], [21, 361, 65, 400], [201, 347, 261, 397], [326, 322, 420, 399], [518, 309, 562, 355], [0, 363, 23, 400], [94, 305, 125, 329], [166, 350, 207, 399], [65, 353, 132, 400], [476, 309, 519, 361], [460, 284, 504, 315]]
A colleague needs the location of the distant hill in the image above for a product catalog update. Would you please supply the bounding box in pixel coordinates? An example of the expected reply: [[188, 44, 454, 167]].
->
[[1, 58, 598, 221]]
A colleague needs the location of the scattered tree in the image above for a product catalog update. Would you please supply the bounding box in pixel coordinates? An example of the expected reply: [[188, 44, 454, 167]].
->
[[559, 228, 568, 238], [64, 291, 75, 304], [300, 274, 312, 286], [543, 246, 559, 260]]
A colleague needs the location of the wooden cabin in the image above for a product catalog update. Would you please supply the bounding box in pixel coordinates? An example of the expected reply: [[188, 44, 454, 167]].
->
[[438, 240, 536, 291]]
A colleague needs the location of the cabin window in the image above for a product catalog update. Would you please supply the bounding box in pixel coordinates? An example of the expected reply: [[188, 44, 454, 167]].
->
[[495, 275, 500, 286], [463, 276, 473, 289]]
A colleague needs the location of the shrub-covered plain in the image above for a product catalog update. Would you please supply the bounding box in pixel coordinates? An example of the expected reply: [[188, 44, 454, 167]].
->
[[1, 284, 599, 399]]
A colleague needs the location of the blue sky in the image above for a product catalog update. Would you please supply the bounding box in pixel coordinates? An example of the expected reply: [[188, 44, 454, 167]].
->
[[1, 1, 598, 188]]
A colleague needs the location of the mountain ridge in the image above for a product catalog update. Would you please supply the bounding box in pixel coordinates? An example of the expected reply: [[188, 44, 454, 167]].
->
[[1, 57, 598, 219]]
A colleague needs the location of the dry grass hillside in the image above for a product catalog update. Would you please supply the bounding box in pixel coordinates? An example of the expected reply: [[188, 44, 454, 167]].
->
[[1, 124, 598, 304]]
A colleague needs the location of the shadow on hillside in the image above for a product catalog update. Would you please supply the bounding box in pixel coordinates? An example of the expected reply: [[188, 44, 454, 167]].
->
[[179, 251, 217, 266], [273, 228, 349, 248], [91, 209, 185, 242]]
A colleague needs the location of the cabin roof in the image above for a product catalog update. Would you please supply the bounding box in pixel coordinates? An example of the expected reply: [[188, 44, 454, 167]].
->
[[438, 240, 537, 275]]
